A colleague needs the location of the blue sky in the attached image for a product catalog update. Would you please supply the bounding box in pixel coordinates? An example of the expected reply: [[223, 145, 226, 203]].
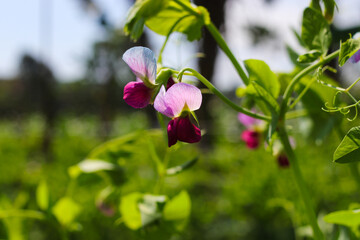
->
[[1, 0, 360, 89]]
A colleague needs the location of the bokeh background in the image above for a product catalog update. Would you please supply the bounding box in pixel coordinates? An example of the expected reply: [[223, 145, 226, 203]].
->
[[1, 0, 360, 239]]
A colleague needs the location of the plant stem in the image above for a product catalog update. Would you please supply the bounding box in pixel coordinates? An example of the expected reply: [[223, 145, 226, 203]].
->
[[205, 22, 250, 85], [178, 68, 271, 121], [278, 126, 324, 240], [280, 50, 340, 119]]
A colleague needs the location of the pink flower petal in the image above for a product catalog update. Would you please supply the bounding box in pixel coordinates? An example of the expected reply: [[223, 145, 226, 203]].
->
[[122, 47, 157, 84], [154, 86, 175, 117], [163, 83, 202, 117], [123, 82, 152, 108], [167, 117, 201, 147], [238, 112, 261, 127]]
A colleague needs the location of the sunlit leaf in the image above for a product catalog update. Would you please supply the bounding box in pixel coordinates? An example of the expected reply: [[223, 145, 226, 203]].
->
[[163, 191, 191, 230], [145, 1, 210, 41], [334, 126, 360, 163], [52, 197, 81, 227], [124, 0, 169, 40], [324, 209, 360, 227], [36, 180, 49, 211]]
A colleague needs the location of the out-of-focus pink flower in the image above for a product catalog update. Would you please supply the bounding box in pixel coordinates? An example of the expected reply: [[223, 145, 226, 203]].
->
[[238, 113, 261, 128], [96, 201, 115, 217], [241, 130, 260, 149], [122, 47, 157, 108], [154, 83, 202, 147]]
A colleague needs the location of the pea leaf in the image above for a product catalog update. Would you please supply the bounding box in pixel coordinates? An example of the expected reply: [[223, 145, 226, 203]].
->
[[244, 59, 280, 99], [339, 38, 360, 66], [145, 1, 210, 41], [297, 50, 322, 63], [301, 7, 331, 53], [334, 126, 360, 163]]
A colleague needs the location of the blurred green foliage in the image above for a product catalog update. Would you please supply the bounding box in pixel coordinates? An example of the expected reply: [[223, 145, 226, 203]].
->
[[0, 99, 358, 239]]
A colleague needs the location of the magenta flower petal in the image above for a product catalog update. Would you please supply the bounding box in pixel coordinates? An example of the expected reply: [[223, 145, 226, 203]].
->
[[157, 83, 202, 117], [167, 118, 178, 147], [123, 82, 152, 108], [122, 47, 157, 84], [167, 117, 201, 147], [154, 86, 175, 118], [241, 130, 260, 149], [177, 117, 201, 144]]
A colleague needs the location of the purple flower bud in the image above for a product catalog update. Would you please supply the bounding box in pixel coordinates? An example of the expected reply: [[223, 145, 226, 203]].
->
[[277, 154, 290, 168], [167, 116, 201, 147]]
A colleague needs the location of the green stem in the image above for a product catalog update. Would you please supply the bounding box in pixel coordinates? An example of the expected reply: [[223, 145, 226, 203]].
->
[[155, 149, 170, 194], [205, 22, 249, 85], [178, 68, 271, 121], [345, 77, 360, 92], [278, 126, 324, 240], [280, 50, 340, 119], [289, 77, 317, 110]]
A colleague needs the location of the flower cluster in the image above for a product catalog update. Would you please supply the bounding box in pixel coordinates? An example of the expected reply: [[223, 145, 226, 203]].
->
[[122, 47, 202, 147]]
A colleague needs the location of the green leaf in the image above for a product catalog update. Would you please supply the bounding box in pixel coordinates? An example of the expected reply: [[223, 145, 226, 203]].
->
[[301, 7, 331, 53], [324, 209, 360, 228], [139, 194, 167, 227], [297, 50, 322, 63], [339, 38, 360, 66], [251, 81, 279, 112], [163, 191, 191, 230], [52, 197, 81, 227], [36, 180, 49, 211], [120, 193, 167, 230], [244, 59, 280, 99], [166, 157, 198, 176], [124, 0, 169, 40], [145, 1, 209, 41], [334, 126, 360, 163], [119, 192, 143, 230]]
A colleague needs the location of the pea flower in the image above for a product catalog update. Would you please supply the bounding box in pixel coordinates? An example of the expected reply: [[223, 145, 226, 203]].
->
[[154, 83, 202, 147], [122, 46, 157, 108], [238, 112, 263, 149]]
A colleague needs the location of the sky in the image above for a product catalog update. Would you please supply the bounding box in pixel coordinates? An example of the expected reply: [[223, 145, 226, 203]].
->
[[1, 0, 360, 89]]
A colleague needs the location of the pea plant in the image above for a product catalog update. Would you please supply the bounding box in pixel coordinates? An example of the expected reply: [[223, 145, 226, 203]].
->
[[58, 0, 360, 239]]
